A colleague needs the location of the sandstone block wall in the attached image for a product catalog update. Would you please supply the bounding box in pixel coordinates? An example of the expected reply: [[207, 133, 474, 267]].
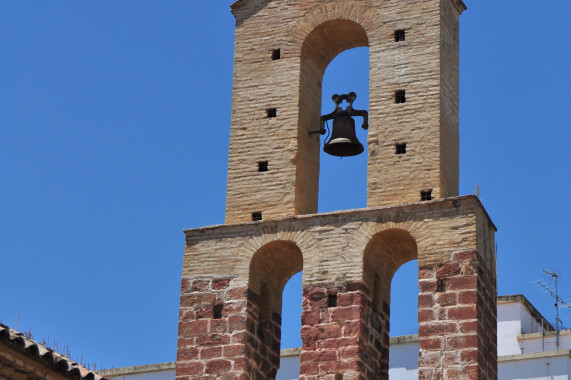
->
[[225, 0, 466, 224]]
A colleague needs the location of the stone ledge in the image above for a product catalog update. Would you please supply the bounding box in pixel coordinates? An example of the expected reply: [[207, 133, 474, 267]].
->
[[498, 349, 571, 362], [99, 362, 176, 376], [390, 334, 419, 344], [184, 195, 495, 235], [518, 329, 571, 341]]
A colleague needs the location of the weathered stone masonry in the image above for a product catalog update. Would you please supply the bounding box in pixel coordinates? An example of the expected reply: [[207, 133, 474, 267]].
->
[[176, 0, 498, 378]]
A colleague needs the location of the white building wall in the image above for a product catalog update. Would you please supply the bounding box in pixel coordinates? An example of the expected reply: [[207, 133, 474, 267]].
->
[[499, 353, 570, 380], [520, 330, 571, 354], [276, 351, 301, 380], [498, 302, 525, 356], [388, 341, 419, 379]]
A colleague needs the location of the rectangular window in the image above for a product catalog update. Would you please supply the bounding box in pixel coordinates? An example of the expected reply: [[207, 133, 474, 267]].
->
[[395, 90, 406, 104], [394, 30, 406, 42]]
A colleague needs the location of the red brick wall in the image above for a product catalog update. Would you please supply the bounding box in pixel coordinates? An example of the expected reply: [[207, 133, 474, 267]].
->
[[299, 282, 389, 380], [176, 277, 285, 380], [418, 251, 497, 380], [176, 277, 249, 379], [244, 287, 281, 379], [176, 251, 497, 379]]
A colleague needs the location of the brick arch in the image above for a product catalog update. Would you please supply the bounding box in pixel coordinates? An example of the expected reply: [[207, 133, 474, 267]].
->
[[363, 228, 418, 309], [356, 228, 418, 379], [351, 217, 453, 268], [290, 1, 383, 52], [300, 19, 368, 75], [246, 240, 303, 379], [233, 224, 316, 277], [248, 240, 303, 308]]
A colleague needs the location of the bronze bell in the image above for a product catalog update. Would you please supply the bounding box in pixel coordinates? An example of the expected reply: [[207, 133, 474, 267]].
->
[[324, 114, 363, 157], [319, 92, 369, 157]]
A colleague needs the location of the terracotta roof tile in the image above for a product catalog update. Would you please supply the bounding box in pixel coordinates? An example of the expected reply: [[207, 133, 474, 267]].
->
[[0, 323, 106, 380]]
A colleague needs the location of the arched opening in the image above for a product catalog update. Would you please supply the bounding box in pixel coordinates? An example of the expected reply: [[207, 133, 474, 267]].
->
[[276, 271, 302, 379], [388, 260, 419, 379], [295, 19, 369, 215], [389, 260, 419, 337], [363, 229, 418, 378], [319, 47, 369, 213], [280, 271, 303, 349], [248, 241, 303, 379]]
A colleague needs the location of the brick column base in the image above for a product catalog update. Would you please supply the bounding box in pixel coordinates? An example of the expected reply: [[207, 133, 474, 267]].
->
[[300, 282, 387, 380], [418, 251, 497, 380], [175, 276, 249, 380]]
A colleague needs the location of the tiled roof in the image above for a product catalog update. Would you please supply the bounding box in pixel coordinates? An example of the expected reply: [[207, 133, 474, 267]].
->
[[0, 323, 106, 380]]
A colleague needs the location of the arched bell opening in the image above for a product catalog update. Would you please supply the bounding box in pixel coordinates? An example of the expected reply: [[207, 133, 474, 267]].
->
[[248, 241, 303, 379], [319, 47, 369, 212], [363, 229, 418, 379], [295, 19, 369, 215]]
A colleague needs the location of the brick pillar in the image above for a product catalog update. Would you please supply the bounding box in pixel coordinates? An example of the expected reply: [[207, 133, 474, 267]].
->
[[176, 276, 249, 380], [244, 286, 281, 379], [299, 282, 388, 380], [418, 251, 497, 380]]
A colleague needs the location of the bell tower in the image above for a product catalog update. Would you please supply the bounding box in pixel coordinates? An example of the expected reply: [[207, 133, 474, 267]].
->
[[177, 0, 498, 379]]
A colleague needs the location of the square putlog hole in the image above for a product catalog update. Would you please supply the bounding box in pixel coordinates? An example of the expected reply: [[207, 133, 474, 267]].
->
[[213, 304, 223, 319], [394, 29, 406, 42], [266, 108, 277, 118], [328, 294, 338, 308], [395, 143, 407, 155], [395, 90, 406, 104], [252, 212, 262, 221], [271, 48, 281, 60], [258, 161, 268, 172], [420, 189, 433, 201]]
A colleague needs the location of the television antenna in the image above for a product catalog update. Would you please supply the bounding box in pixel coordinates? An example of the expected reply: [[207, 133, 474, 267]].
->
[[535, 270, 570, 349]]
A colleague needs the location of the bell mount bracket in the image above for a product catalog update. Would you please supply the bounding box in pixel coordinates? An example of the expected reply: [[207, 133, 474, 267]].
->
[[309, 92, 369, 135]]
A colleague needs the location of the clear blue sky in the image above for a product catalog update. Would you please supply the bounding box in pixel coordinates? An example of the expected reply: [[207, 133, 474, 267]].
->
[[1, 0, 569, 371]]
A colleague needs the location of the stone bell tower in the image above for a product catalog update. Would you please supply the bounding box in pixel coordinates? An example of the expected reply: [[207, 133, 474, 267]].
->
[[176, 0, 498, 379]]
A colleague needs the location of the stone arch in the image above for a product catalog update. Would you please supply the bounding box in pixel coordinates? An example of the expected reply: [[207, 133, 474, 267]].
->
[[247, 240, 303, 379], [294, 16, 371, 215]]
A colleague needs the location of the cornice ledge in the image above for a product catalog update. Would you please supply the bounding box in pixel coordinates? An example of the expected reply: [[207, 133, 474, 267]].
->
[[449, 0, 467, 15]]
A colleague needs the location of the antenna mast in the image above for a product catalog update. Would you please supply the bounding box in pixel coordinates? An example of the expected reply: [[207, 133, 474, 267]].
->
[[536, 270, 570, 349]]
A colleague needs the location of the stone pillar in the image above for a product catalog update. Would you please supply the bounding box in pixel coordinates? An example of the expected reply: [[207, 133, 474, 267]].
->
[[418, 251, 497, 380]]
